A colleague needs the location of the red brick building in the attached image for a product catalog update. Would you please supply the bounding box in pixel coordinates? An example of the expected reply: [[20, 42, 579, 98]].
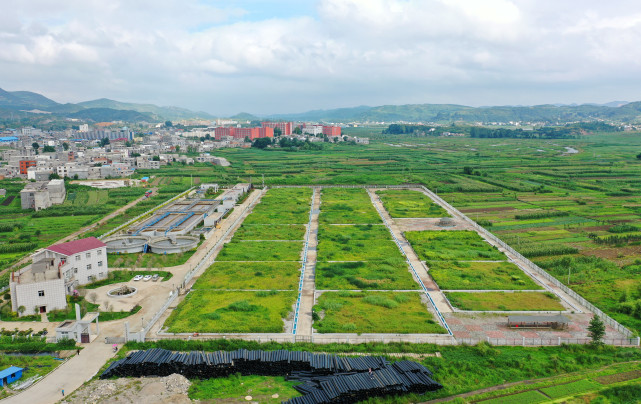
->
[[322, 126, 342, 137], [261, 121, 292, 136], [214, 127, 274, 141], [19, 160, 36, 175]]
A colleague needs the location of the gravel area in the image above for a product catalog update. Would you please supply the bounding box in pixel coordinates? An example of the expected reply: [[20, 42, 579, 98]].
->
[[61, 373, 192, 404]]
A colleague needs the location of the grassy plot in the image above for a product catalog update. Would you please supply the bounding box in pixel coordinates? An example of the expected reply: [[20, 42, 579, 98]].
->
[[189, 374, 301, 403], [217, 241, 303, 261], [313, 292, 446, 334], [165, 291, 296, 333], [242, 188, 312, 225], [405, 231, 506, 262], [319, 223, 390, 240], [315, 259, 419, 290], [316, 224, 402, 261], [194, 262, 300, 290], [316, 238, 400, 261], [377, 189, 449, 218], [234, 224, 306, 240], [445, 291, 564, 311], [429, 261, 542, 290], [319, 188, 381, 224], [540, 379, 602, 398], [107, 248, 197, 268], [479, 390, 548, 404]]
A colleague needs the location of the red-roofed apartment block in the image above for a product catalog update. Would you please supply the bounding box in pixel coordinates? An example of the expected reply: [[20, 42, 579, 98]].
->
[[10, 237, 108, 316]]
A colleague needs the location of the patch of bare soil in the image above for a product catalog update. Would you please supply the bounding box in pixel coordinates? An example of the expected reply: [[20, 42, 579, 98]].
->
[[581, 246, 641, 261], [61, 373, 192, 404]]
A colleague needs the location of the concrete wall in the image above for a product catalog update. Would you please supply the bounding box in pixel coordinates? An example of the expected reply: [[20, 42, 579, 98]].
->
[[10, 278, 66, 316], [65, 246, 109, 285]]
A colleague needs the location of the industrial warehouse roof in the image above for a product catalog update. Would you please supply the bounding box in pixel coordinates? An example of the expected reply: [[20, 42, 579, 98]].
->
[[47, 237, 106, 256], [0, 136, 18, 142], [508, 315, 569, 323]]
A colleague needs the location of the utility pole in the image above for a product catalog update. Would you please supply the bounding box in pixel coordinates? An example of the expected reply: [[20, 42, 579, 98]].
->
[[262, 173, 265, 188]]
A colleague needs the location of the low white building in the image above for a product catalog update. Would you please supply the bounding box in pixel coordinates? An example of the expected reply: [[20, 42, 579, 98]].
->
[[10, 237, 109, 316]]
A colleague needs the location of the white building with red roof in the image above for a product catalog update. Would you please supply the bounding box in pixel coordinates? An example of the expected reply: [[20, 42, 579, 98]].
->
[[10, 237, 108, 316]]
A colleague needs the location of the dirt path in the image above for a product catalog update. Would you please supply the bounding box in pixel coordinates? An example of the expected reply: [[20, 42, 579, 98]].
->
[[0, 188, 158, 277], [296, 187, 320, 337]]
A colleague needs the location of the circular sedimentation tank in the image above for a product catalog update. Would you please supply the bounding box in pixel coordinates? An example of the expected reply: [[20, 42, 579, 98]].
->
[[148, 235, 199, 254], [104, 236, 149, 254]]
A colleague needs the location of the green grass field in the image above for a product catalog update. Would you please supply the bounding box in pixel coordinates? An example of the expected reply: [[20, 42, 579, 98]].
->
[[233, 224, 306, 240], [242, 187, 312, 224], [193, 261, 300, 290], [445, 291, 564, 311], [319, 188, 381, 224], [216, 240, 303, 261], [377, 189, 450, 218], [165, 291, 296, 333], [315, 259, 419, 290], [405, 230, 507, 262], [189, 374, 301, 403], [429, 261, 542, 290], [313, 291, 446, 334], [107, 248, 197, 268]]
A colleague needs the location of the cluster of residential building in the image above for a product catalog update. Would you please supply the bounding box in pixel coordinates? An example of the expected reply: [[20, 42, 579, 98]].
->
[[0, 120, 366, 181]]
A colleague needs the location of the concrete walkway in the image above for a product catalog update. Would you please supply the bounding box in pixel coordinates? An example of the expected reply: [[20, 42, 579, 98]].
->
[[367, 189, 452, 314], [3, 340, 117, 404], [296, 187, 320, 337]]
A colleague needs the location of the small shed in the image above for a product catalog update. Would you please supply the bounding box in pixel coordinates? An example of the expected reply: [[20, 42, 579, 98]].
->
[[508, 315, 569, 330], [0, 366, 23, 387]]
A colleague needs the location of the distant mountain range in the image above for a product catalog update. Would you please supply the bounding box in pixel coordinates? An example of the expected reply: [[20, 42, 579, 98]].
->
[[0, 88, 214, 123], [2, 87, 641, 125], [268, 102, 641, 124]]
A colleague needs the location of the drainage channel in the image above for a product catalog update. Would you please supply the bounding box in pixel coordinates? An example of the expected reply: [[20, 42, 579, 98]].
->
[[292, 188, 317, 335], [367, 190, 454, 336]]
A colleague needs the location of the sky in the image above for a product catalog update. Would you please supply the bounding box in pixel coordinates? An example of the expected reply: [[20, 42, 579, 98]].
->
[[2, 0, 641, 116]]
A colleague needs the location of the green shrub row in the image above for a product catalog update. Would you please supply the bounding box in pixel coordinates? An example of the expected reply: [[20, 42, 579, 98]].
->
[[514, 210, 569, 220]]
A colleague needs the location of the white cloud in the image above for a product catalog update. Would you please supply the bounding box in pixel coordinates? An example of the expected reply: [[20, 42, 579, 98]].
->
[[2, 0, 641, 114]]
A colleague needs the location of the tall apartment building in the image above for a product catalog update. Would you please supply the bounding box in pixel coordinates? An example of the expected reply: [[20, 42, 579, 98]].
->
[[10, 237, 108, 316], [213, 127, 274, 141], [322, 126, 342, 137], [261, 121, 292, 136]]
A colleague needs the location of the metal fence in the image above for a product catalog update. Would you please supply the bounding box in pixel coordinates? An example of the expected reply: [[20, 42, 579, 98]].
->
[[456, 337, 640, 347], [418, 185, 636, 339], [366, 189, 453, 336], [292, 187, 317, 335]]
